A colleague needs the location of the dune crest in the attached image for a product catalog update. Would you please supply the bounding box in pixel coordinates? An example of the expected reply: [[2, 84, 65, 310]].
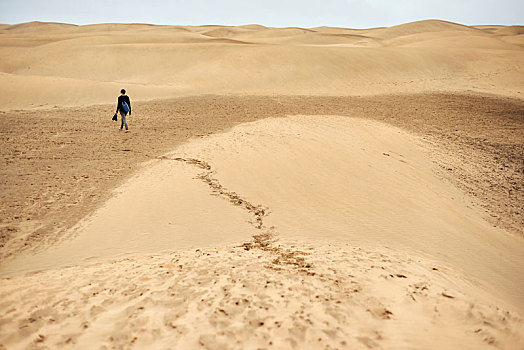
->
[[1, 115, 523, 349], [1, 19, 523, 110], [3, 115, 523, 310]]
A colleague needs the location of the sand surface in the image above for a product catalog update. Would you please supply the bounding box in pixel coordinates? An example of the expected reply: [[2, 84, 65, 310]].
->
[[1, 20, 524, 110], [2, 240, 523, 349], [1, 20, 524, 349]]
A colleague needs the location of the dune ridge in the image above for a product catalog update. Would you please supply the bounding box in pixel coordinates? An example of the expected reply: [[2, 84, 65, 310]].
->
[[2, 94, 522, 263], [1, 19, 523, 110], [1, 114, 523, 349]]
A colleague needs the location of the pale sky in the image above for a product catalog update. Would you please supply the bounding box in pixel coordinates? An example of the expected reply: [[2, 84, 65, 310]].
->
[[0, 0, 523, 28]]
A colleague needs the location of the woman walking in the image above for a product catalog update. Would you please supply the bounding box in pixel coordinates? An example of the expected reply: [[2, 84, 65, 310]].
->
[[115, 89, 131, 132]]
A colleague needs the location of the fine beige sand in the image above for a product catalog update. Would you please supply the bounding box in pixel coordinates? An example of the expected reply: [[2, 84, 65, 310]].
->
[[1, 20, 524, 349], [1, 20, 523, 111]]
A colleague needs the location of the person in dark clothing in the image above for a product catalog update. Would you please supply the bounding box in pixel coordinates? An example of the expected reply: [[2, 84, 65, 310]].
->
[[115, 89, 131, 132]]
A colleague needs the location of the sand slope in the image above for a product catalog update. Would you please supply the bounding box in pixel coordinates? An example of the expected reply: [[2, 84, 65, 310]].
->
[[1, 19, 523, 110], [1, 115, 523, 349], [2, 240, 522, 349], [169, 115, 524, 312], [0, 159, 256, 274], [7, 114, 522, 310]]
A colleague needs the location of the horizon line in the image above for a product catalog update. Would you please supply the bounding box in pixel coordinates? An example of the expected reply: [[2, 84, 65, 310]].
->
[[1, 19, 523, 31]]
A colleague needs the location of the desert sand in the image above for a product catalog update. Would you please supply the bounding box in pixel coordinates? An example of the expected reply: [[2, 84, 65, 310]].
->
[[1, 20, 523, 111], [0, 20, 524, 349]]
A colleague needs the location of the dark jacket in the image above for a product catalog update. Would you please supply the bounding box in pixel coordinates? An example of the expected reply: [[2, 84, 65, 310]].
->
[[116, 95, 131, 114]]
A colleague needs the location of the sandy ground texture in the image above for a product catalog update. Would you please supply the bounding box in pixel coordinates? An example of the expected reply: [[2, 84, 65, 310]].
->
[[0, 20, 524, 110], [1, 104, 523, 350], [1, 238, 523, 350], [1, 18, 524, 350], [1, 94, 522, 261]]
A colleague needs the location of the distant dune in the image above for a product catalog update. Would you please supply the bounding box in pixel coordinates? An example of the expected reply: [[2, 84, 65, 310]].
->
[[0, 19, 523, 110]]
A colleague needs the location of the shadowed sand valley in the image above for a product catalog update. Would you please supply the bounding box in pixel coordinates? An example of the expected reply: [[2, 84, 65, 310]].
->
[[0, 20, 523, 349]]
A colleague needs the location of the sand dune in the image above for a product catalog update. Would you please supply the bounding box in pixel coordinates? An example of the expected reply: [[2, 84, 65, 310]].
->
[[1, 19, 523, 110], [1, 114, 523, 349], [1, 18, 523, 349], [494, 25, 524, 36], [382, 31, 522, 49], [368, 20, 482, 39], [168, 116, 524, 311], [4, 115, 522, 309], [500, 34, 524, 47], [3, 21, 77, 33]]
